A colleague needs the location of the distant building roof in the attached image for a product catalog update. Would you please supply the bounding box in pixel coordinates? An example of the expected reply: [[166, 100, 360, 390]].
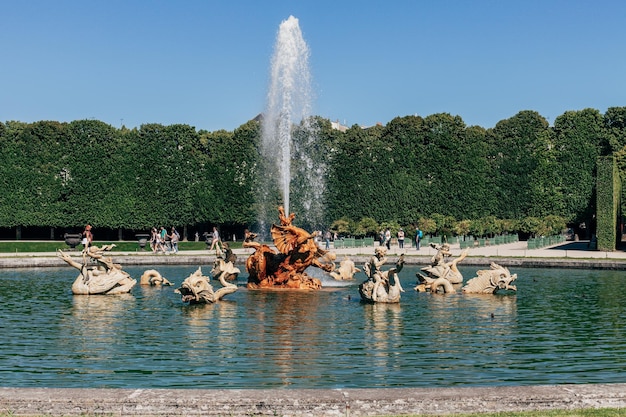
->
[[331, 119, 348, 132]]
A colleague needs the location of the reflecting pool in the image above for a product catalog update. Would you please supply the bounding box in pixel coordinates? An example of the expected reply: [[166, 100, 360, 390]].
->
[[1, 265, 625, 389]]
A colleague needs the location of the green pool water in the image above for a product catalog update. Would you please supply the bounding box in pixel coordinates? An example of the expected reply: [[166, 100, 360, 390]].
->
[[1, 265, 624, 389]]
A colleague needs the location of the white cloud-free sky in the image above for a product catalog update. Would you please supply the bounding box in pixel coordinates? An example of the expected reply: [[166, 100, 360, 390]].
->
[[2, 0, 625, 131]]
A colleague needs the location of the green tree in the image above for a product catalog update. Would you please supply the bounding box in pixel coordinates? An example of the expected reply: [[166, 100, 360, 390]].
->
[[489, 110, 550, 219], [603, 106, 626, 153], [330, 218, 351, 237], [519, 216, 543, 238], [205, 120, 259, 227], [379, 115, 428, 224], [552, 109, 604, 225], [0, 121, 67, 229], [355, 217, 379, 238], [527, 128, 564, 218], [454, 219, 472, 238], [325, 123, 388, 222], [417, 216, 437, 236]]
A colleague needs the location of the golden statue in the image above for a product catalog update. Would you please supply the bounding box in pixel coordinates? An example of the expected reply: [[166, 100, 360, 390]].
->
[[244, 206, 334, 289]]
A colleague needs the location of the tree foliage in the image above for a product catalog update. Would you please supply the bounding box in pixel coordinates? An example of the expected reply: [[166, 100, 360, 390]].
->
[[2, 106, 626, 240]]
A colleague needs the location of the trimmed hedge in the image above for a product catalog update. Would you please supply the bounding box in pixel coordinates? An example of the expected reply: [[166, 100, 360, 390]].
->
[[595, 156, 621, 251]]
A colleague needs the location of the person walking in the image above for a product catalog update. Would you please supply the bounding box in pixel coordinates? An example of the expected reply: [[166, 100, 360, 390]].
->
[[81, 224, 93, 263], [81, 224, 93, 251], [159, 226, 168, 251], [151, 227, 165, 253], [397, 228, 405, 249], [209, 226, 220, 251]]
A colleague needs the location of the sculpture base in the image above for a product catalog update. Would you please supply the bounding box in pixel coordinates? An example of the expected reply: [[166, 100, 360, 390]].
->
[[247, 274, 322, 290]]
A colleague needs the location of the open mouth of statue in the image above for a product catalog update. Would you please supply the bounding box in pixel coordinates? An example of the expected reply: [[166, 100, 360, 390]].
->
[[177, 286, 197, 303], [181, 294, 196, 303]]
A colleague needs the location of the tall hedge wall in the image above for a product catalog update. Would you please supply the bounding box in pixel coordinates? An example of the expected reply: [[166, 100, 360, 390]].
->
[[595, 156, 621, 251]]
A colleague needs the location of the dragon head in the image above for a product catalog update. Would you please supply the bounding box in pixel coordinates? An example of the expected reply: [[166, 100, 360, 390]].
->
[[175, 267, 216, 304], [495, 270, 517, 292]]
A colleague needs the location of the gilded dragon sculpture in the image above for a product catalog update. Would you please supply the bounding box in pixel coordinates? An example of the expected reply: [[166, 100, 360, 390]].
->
[[244, 206, 334, 290]]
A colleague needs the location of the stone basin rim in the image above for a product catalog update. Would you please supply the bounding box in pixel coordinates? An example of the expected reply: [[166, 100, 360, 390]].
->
[[1, 383, 625, 416]]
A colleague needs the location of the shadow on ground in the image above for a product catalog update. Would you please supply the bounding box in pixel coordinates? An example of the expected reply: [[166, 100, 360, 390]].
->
[[551, 240, 626, 252], [549, 241, 592, 251]]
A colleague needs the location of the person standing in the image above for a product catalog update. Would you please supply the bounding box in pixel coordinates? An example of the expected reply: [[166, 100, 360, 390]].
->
[[397, 228, 405, 249], [169, 227, 180, 253], [384, 228, 391, 250], [325, 230, 331, 250], [415, 226, 422, 250]]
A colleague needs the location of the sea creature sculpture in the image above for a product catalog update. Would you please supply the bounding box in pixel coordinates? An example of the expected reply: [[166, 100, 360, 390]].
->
[[139, 269, 173, 286], [244, 206, 334, 290], [211, 257, 241, 282], [175, 267, 237, 304], [415, 244, 468, 293], [462, 262, 518, 294], [329, 256, 361, 281], [58, 247, 136, 295], [221, 241, 237, 264], [359, 248, 405, 303]]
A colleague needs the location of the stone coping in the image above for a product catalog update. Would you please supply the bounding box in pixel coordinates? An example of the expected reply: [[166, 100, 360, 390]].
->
[[1, 384, 625, 416]]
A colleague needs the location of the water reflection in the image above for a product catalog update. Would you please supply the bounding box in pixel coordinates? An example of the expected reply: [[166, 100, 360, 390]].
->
[[180, 300, 240, 364], [65, 294, 137, 361], [0, 266, 625, 388]]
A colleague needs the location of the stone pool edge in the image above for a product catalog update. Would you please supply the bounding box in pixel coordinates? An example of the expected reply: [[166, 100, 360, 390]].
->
[[1, 384, 625, 416]]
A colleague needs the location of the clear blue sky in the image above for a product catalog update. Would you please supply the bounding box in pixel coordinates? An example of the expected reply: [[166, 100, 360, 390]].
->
[[2, 1, 625, 131]]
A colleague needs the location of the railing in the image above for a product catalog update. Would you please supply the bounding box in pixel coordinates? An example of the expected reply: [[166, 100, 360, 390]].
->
[[459, 234, 519, 249], [332, 237, 376, 249]]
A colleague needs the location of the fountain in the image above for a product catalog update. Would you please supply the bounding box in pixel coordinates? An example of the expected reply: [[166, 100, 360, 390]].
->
[[244, 206, 334, 290], [257, 15, 325, 234]]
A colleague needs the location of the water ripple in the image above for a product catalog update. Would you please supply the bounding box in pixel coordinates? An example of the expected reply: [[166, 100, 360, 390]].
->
[[1, 265, 625, 388]]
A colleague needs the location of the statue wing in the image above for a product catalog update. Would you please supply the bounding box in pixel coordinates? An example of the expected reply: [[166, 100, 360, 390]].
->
[[271, 224, 314, 255]]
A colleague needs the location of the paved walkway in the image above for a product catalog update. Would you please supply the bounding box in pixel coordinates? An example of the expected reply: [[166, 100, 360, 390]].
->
[[330, 239, 626, 259]]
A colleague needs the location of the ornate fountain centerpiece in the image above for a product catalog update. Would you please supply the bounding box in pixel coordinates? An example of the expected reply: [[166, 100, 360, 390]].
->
[[244, 206, 334, 290]]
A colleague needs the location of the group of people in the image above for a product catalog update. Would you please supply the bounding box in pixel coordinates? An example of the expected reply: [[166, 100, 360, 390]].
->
[[150, 226, 180, 254], [79, 222, 420, 256], [380, 226, 423, 250]]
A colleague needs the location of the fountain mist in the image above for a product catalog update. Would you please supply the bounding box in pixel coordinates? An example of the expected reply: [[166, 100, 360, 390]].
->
[[258, 16, 325, 233]]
